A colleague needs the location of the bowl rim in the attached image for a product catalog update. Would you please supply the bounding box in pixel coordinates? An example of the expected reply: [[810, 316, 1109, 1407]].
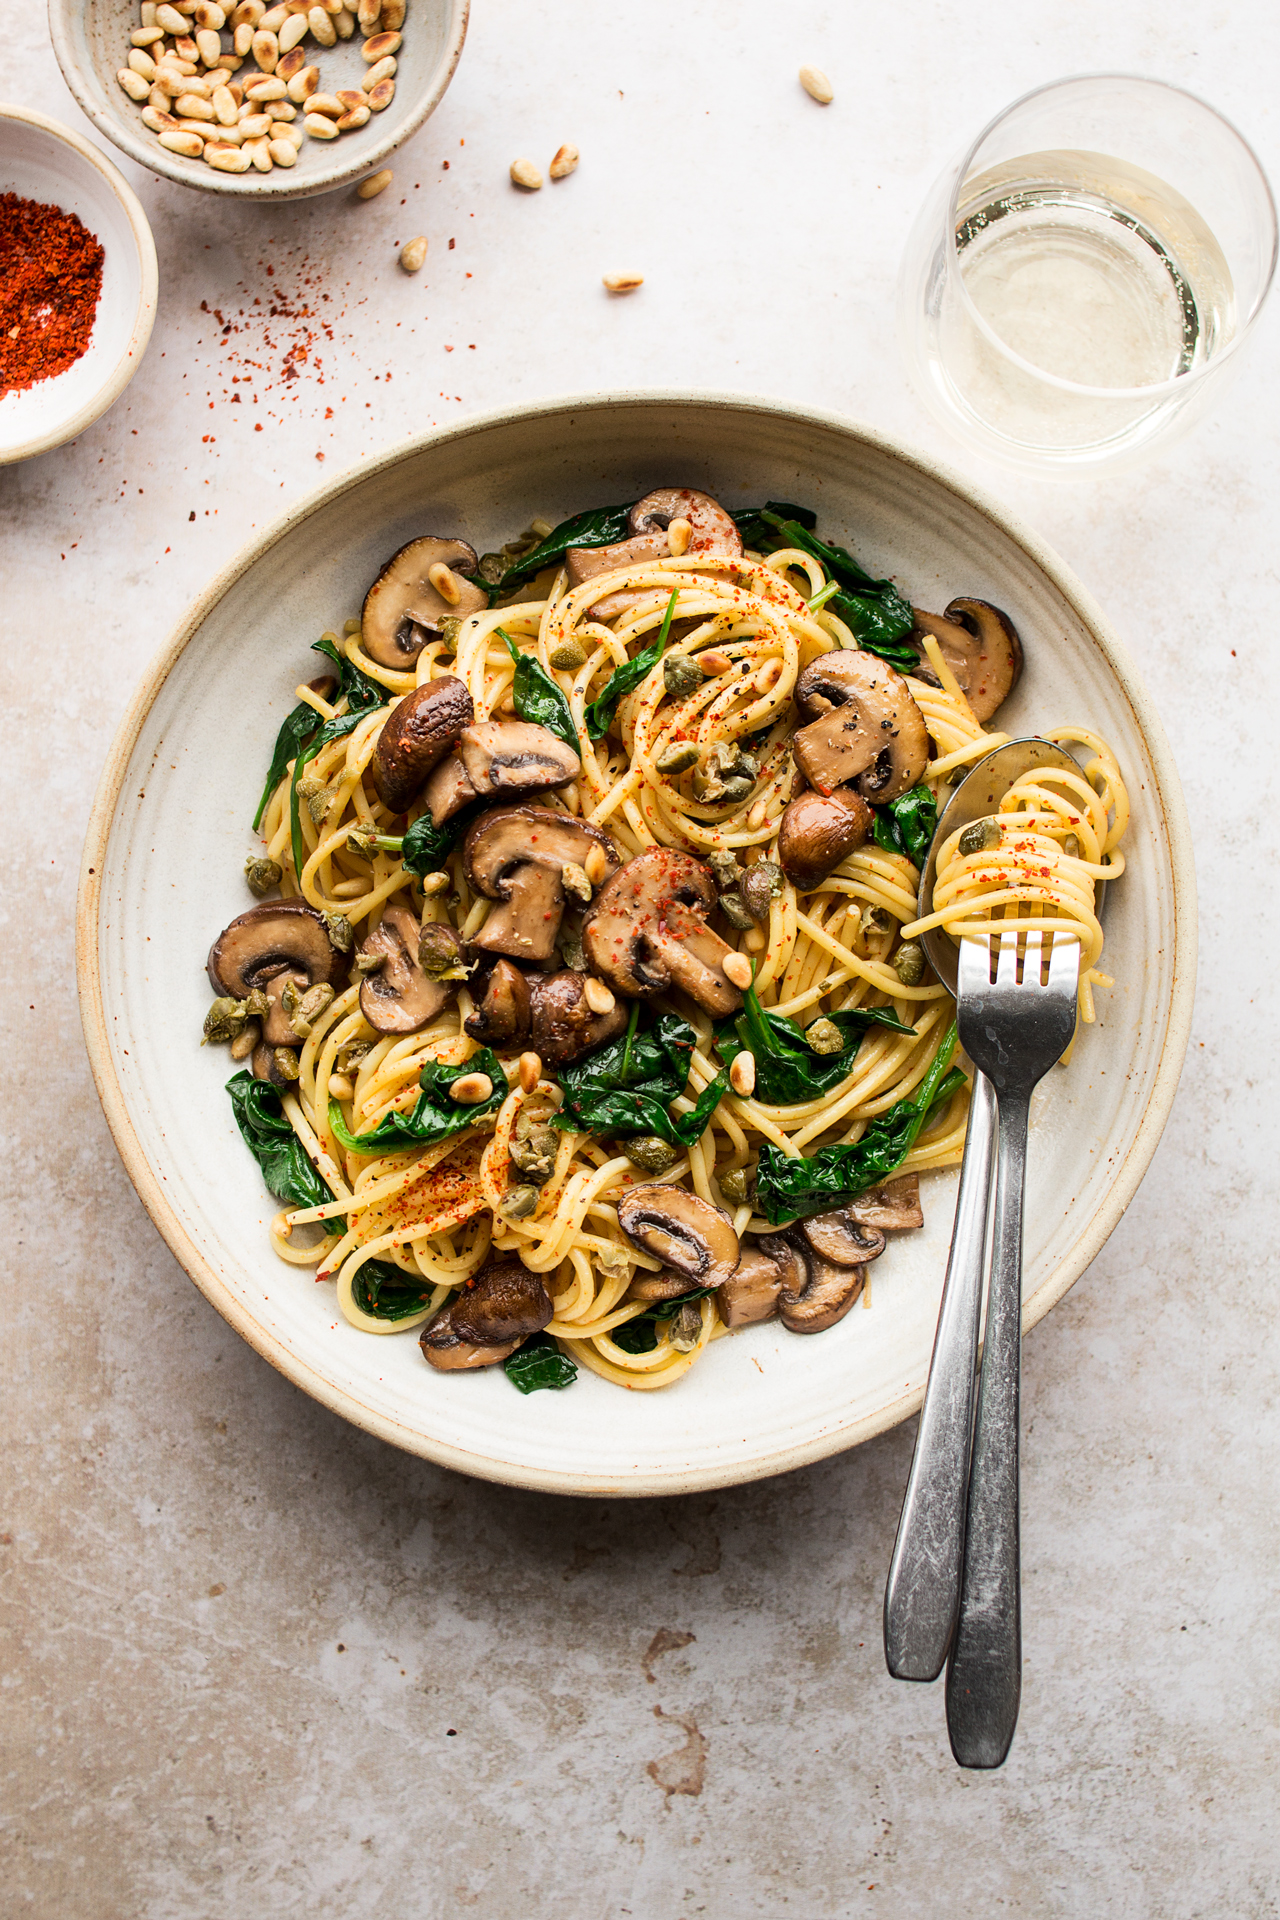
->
[[0, 103, 158, 465], [75, 389, 1198, 1494], [49, 0, 470, 202]]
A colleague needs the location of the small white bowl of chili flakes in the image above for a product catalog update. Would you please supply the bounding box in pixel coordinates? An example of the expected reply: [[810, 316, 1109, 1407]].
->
[[0, 104, 158, 465]]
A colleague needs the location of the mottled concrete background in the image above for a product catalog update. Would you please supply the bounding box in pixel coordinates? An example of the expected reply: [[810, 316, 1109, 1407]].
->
[[5, 3, 1280, 1915]]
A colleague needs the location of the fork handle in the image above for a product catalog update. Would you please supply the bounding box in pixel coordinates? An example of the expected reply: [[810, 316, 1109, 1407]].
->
[[945, 1084, 1030, 1769], [883, 1071, 997, 1680]]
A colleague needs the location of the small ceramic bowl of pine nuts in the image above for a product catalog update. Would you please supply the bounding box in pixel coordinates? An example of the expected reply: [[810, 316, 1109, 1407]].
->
[[50, 0, 468, 199]]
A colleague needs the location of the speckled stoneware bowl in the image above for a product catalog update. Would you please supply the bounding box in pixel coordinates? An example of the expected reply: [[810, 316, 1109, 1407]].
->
[[50, 0, 468, 201], [77, 394, 1196, 1495], [0, 105, 157, 464]]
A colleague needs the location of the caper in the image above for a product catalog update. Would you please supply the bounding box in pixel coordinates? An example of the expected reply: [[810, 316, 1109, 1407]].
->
[[354, 949, 385, 975], [709, 849, 744, 889], [717, 891, 754, 930], [894, 941, 926, 986], [321, 910, 354, 953], [668, 1301, 703, 1352], [418, 924, 462, 978], [244, 855, 282, 897], [655, 740, 700, 775], [860, 905, 893, 939], [805, 1016, 845, 1056], [549, 638, 588, 672], [298, 982, 334, 1026], [478, 552, 508, 586], [718, 1164, 755, 1205], [560, 861, 592, 903], [625, 1135, 678, 1175], [243, 988, 271, 1021], [958, 818, 1001, 856], [280, 978, 302, 1022], [438, 616, 463, 655], [203, 996, 246, 1044], [272, 1046, 301, 1081], [557, 920, 588, 972], [347, 827, 380, 857], [510, 1130, 558, 1185], [663, 655, 703, 699], [1063, 832, 1081, 859], [741, 861, 783, 924], [717, 774, 755, 804], [336, 1040, 371, 1074], [499, 1185, 539, 1220]]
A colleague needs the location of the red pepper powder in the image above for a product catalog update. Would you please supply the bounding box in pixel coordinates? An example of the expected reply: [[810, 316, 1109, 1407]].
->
[[0, 192, 104, 397]]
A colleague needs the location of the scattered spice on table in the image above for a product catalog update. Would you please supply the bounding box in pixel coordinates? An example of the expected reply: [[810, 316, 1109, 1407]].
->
[[0, 193, 104, 398]]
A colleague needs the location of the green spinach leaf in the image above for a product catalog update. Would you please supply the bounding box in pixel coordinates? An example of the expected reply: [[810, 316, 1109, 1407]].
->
[[714, 986, 915, 1107], [498, 627, 579, 750], [226, 1070, 336, 1213], [328, 1047, 507, 1155], [287, 640, 388, 878], [730, 501, 817, 548], [611, 1287, 717, 1353], [503, 1333, 579, 1393], [753, 1023, 965, 1222], [872, 784, 939, 870], [351, 1257, 435, 1321], [759, 510, 918, 670], [492, 502, 636, 592], [553, 1009, 727, 1147], [584, 589, 679, 740]]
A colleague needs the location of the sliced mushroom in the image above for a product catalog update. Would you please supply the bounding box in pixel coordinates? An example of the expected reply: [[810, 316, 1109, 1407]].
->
[[716, 1242, 790, 1328], [250, 1040, 295, 1087], [464, 808, 621, 964], [422, 720, 582, 827], [370, 676, 474, 815], [909, 599, 1023, 724], [528, 968, 628, 1065], [582, 847, 745, 1017], [361, 536, 488, 670], [843, 1173, 923, 1231], [778, 788, 874, 890], [616, 1184, 740, 1287], [791, 649, 930, 803], [759, 1231, 865, 1333], [208, 901, 346, 1048], [357, 906, 458, 1035], [566, 488, 744, 619], [627, 1268, 702, 1304], [801, 1211, 888, 1266], [464, 957, 532, 1048], [421, 748, 481, 827], [419, 1257, 553, 1371]]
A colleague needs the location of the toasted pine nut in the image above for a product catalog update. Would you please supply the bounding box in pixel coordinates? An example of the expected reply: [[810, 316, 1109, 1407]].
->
[[118, 67, 152, 99], [583, 843, 611, 886], [722, 952, 753, 990], [227, 78, 245, 101], [176, 92, 215, 117], [245, 72, 286, 97], [667, 517, 692, 557], [334, 8, 355, 35], [268, 135, 297, 165], [336, 104, 370, 129], [602, 271, 643, 293], [176, 114, 221, 134], [277, 8, 308, 47], [743, 926, 767, 953], [279, 120, 305, 147], [380, 0, 404, 27], [159, 128, 204, 153], [251, 26, 278, 66], [729, 1051, 756, 1097], [333, 87, 364, 108], [206, 120, 243, 140], [583, 978, 616, 1016], [151, 65, 183, 93], [361, 28, 400, 58], [286, 63, 318, 99], [194, 27, 221, 61], [148, 83, 171, 110], [747, 798, 768, 830], [306, 91, 343, 114], [238, 111, 272, 136], [799, 63, 833, 104], [430, 565, 466, 605], [397, 234, 426, 272], [699, 650, 732, 676], [266, 99, 296, 119], [141, 3, 159, 23], [449, 1072, 493, 1105], [517, 1052, 542, 1094], [156, 3, 188, 30], [207, 141, 252, 170], [175, 68, 211, 91], [132, 25, 165, 43], [752, 658, 783, 694], [174, 33, 199, 58], [277, 45, 305, 76], [304, 111, 339, 138], [228, 0, 263, 22], [365, 76, 394, 109], [194, 1, 227, 25], [357, 0, 380, 27], [141, 104, 179, 130], [308, 4, 336, 42], [509, 156, 542, 191], [361, 53, 395, 85], [549, 143, 578, 179], [259, 2, 288, 24], [246, 134, 273, 170], [216, 51, 244, 67], [233, 20, 254, 51], [328, 1073, 354, 1100], [128, 47, 157, 77]]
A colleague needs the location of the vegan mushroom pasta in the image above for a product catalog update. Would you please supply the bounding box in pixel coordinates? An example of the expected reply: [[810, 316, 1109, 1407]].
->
[[202, 488, 1128, 1393]]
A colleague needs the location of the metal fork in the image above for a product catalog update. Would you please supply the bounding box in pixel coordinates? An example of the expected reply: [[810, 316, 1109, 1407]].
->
[[944, 926, 1080, 1768]]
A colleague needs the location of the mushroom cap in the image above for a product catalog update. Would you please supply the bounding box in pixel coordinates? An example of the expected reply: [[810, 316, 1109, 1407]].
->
[[459, 719, 582, 800], [370, 676, 474, 815], [564, 528, 668, 591], [528, 968, 629, 1065], [208, 901, 346, 999], [800, 1210, 888, 1266], [777, 788, 873, 890], [418, 1333, 522, 1372], [628, 488, 744, 558], [358, 906, 458, 1035], [716, 1244, 788, 1327], [360, 535, 487, 670], [760, 1231, 865, 1333], [791, 649, 930, 803], [251, 1040, 294, 1087], [582, 847, 745, 1017], [463, 807, 621, 964], [627, 1267, 703, 1304], [419, 1259, 553, 1366], [842, 1174, 923, 1231], [464, 957, 533, 1048], [421, 749, 480, 827], [616, 1184, 740, 1287], [940, 598, 1024, 724]]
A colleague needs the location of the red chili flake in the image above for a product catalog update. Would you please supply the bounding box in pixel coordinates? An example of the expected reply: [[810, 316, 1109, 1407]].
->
[[0, 193, 104, 395]]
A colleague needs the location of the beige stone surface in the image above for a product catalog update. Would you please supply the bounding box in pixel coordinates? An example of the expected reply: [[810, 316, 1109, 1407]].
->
[[4, 2, 1280, 1915]]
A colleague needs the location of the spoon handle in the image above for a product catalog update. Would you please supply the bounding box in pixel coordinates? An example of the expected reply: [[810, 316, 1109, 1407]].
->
[[884, 1070, 997, 1681], [945, 1085, 1029, 1769]]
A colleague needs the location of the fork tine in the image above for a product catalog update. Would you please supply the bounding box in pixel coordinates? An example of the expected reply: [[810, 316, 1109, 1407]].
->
[[993, 929, 1019, 984], [1047, 933, 1082, 988]]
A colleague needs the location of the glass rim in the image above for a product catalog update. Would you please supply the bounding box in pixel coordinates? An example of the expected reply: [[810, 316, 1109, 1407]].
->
[[944, 71, 1279, 402]]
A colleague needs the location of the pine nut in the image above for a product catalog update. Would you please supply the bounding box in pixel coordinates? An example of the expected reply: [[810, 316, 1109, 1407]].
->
[[141, 104, 178, 130], [194, 27, 221, 61], [272, 9, 305, 49], [509, 156, 542, 191], [245, 72, 286, 96], [179, 68, 212, 91], [430, 563, 466, 604], [156, 3, 188, 31], [259, 2, 288, 24], [729, 1051, 756, 1097], [334, 88, 364, 109], [747, 798, 768, 829], [266, 99, 296, 119], [418, 870, 451, 895], [174, 32, 199, 58], [361, 53, 395, 85], [357, 0, 380, 27], [159, 128, 204, 153], [399, 235, 427, 272], [132, 25, 165, 43], [177, 92, 215, 117], [207, 141, 252, 169], [304, 111, 339, 138], [268, 135, 297, 165], [449, 1072, 493, 1105], [365, 76, 394, 109], [227, 78, 245, 101], [306, 92, 343, 114], [216, 51, 244, 67], [147, 83, 170, 110], [286, 0, 310, 10], [206, 120, 243, 140], [233, 20, 254, 50], [152, 65, 185, 92], [228, 0, 263, 22], [238, 111, 272, 135], [328, 1073, 354, 1100], [380, 0, 404, 27], [277, 44, 305, 76], [128, 47, 157, 77], [743, 926, 767, 953], [667, 517, 692, 557], [141, 3, 159, 23], [334, 9, 355, 35], [336, 104, 370, 129], [583, 978, 615, 1016], [309, 5, 336, 43], [194, 1, 227, 25], [722, 952, 753, 990], [549, 142, 578, 179], [517, 1052, 542, 1094], [799, 63, 833, 104], [361, 28, 399, 58], [699, 650, 732, 675], [246, 135, 273, 169], [118, 67, 152, 99], [286, 63, 318, 99], [583, 844, 611, 886], [603, 271, 643, 293], [279, 121, 305, 147], [177, 115, 221, 134], [251, 26, 278, 67]]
